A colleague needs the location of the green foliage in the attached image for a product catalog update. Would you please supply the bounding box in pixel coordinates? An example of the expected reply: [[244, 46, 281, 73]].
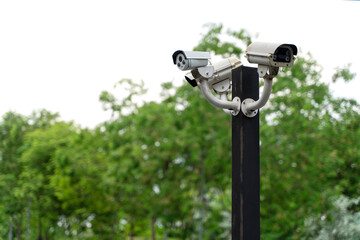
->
[[259, 55, 360, 239], [99, 78, 147, 115], [305, 196, 360, 239], [332, 63, 357, 83]]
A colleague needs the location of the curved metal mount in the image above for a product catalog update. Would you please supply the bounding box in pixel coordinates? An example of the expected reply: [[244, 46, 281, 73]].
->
[[199, 80, 240, 115], [220, 93, 233, 115], [241, 67, 278, 118], [220, 97, 241, 116]]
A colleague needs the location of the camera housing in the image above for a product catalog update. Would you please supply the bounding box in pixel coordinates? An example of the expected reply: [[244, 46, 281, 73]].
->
[[187, 57, 242, 115], [246, 42, 297, 68], [185, 57, 241, 89], [172, 50, 211, 71], [172, 50, 242, 115]]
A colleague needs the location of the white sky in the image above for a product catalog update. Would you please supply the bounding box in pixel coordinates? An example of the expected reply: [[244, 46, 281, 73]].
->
[[0, 0, 359, 128]]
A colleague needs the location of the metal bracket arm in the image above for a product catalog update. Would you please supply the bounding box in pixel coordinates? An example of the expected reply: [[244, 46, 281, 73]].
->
[[241, 67, 278, 117], [199, 79, 241, 115], [241, 77, 273, 114]]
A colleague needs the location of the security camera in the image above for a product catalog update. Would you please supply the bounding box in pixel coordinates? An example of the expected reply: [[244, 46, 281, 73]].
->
[[172, 50, 211, 71], [245, 42, 298, 69], [186, 57, 241, 89], [208, 57, 242, 93], [241, 42, 298, 117], [172, 50, 243, 115], [185, 57, 242, 115]]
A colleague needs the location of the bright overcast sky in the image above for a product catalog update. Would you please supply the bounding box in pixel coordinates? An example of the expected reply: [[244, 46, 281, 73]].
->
[[0, 0, 359, 128]]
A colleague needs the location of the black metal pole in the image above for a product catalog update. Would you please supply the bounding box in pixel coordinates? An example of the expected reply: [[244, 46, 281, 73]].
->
[[232, 66, 260, 240]]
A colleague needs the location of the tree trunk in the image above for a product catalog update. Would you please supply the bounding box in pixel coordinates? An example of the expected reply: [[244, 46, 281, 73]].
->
[[25, 198, 32, 240], [164, 226, 168, 240], [198, 154, 206, 240], [37, 217, 42, 240], [15, 215, 22, 240], [8, 216, 13, 240], [45, 228, 49, 240], [151, 217, 156, 240], [129, 223, 134, 240], [111, 212, 117, 240]]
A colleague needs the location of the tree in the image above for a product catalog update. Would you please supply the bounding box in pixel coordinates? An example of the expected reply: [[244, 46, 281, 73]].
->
[[20, 122, 76, 239], [0, 110, 59, 240], [99, 80, 197, 239], [0, 112, 29, 240]]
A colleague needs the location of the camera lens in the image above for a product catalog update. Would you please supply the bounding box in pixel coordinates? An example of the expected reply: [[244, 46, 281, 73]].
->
[[274, 47, 291, 63]]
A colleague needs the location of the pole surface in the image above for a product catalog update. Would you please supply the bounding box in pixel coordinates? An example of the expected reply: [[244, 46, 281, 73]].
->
[[232, 66, 260, 240]]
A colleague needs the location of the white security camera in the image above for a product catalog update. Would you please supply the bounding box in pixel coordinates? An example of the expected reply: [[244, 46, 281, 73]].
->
[[172, 50, 242, 115], [172, 50, 211, 71], [246, 42, 297, 68], [241, 42, 298, 117], [186, 57, 241, 89], [201, 57, 241, 93], [195, 57, 242, 115]]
